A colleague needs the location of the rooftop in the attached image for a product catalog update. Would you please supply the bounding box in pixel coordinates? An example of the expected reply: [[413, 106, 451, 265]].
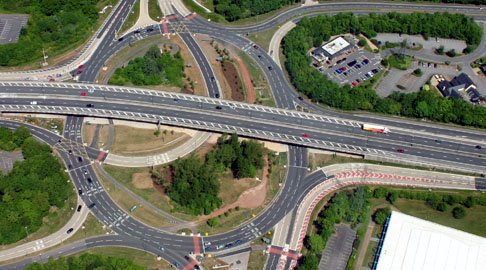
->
[[375, 211, 486, 270], [322, 37, 351, 56]]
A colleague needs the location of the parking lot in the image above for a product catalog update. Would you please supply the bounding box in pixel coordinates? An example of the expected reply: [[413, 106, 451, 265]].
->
[[0, 151, 23, 174], [318, 224, 356, 270], [0, 15, 28, 44], [321, 49, 383, 88]]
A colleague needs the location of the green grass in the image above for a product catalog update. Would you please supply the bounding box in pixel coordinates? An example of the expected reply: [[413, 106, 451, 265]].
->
[[247, 25, 279, 52], [73, 247, 172, 269], [66, 214, 106, 244], [181, 0, 226, 22], [247, 250, 267, 270], [238, 51, 275, 107], [119, 0, 140, 34], [387, 54, 413, 70], [148, 0, 163, 21]]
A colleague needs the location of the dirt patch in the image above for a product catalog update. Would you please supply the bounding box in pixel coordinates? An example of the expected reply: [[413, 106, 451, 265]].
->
[[234, 56, 255, 103], [221, 60, 245, 102], [132, 172, 154, 189], [82, 124, 97, 146]]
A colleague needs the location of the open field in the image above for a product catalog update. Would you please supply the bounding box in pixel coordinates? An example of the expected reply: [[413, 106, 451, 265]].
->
[[247, 250, 267, 270], [110, 125, 190, 156], [248, 25, 279, 52], [148, 0, 163, 21], [74, 247, 172, 269]]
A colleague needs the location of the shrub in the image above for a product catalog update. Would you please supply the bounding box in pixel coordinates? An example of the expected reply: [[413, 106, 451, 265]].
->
[[374, 207, 391, 225], [452, 206, 466, 219]]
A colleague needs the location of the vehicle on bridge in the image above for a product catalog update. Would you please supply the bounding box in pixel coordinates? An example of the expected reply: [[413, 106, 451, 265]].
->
[[362, 123, 390, 134]]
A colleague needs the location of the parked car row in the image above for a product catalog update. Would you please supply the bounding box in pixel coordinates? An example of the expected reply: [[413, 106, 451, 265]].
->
[[335, 58, 370, 77], [351, 67, 380, 87]]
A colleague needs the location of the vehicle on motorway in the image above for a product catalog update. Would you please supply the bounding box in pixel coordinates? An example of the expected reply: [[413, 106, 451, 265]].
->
[[88, 203, 96, 209], [362, 124, 390, 133], [397, 149, 405, 153], [117, 37, 124, 42], [86, 103, 94, 108], [30, 101, 37, 105], [204, 241, 211, 246], [215, 106, 222, 110], [210, 76, 216, 82], [66, 228, 74, 234], [253, 44, 259, 49], [78, 188, 83, 195], [216, 244, 224, 250], [476, 145, 482, 149], [268, 66, 273, 71], [80, 92, 88, 96], [303, 133, 310, 138], [215, 93, 220, 98], [77, 205, 82, 212], [235, 239, 242, 245]]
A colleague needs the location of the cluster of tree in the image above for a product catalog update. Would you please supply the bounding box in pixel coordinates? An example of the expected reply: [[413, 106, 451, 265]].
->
[[0, 0, 99, 67], [283, 12, 486, 128], [372, 187, 485, 219], [374, 207, 391, 225], [399, 0, 486, 4], [155, 134, 264, 215], [109, 45, 184, 87], [26, 253, 145, 270], [298, 187, 371, 269], [213, 0, 299, 21], [0, 127, 71, 244]]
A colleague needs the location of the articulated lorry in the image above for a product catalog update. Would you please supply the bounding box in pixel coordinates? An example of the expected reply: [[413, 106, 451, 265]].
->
[[362, 123, 390, 134]]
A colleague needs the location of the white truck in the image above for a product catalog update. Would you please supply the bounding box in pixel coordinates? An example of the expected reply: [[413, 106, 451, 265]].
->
[[362, 123, 390, 134]]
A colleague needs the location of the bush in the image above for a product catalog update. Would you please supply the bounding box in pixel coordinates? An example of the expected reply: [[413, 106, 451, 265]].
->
[[436, 202, 449, 212], [452, 206, 467, 219], [207, 218, 219, 227], [358, 37, 367, 47], [435, 45, 445, 55], [446, 49, 456, 57], [413, 68, 423, 76], [374, 207, 391, 225]]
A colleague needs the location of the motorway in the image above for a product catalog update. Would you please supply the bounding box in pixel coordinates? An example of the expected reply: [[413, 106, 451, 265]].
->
[[1, 1, 486, 269]]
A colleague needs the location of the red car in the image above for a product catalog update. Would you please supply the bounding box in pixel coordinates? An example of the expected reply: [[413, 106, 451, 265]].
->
[[80, 92, 88, 96], [397, 149, 405, 153], [351, 82, 357, 87], [303, 133, 310, 138], [341, 66, 347, 71], [78, 64, 85, 69]]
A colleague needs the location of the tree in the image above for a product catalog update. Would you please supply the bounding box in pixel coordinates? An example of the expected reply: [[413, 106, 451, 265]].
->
[[436, 45, 445, 55], [207, 218, 219, 227], [436, 202, 448, 212], [306, 234, 325, 253], [374, 207, 391, 225], [446, 49, 456, 57], [386, 191, 398, 204], [358, 37, 367, 47], [413, 68, 423, 76], [452, 206, 466, 219]]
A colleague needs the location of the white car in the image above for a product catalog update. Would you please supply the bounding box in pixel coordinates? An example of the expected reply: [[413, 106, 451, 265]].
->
[[30, 101, 37, 105]]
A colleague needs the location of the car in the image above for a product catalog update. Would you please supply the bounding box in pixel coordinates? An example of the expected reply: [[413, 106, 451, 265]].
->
[[173, 98, 179, 102], [341, 57, 347, 62], [210, 76, 216, 82], [347, 60, 357, 67], [30, 101, 37, 105], [268, 66, 273, 71], [397, 149, 405, 153], [205, 246, 212, 251], [372, 68, 379, 74], [298, 96, 303, 100], [343, 72, 348, 76], [185, 255, 191, 261], [78, 64, 85, 69], [253, 44, 259, 49], [86, 103, 94, 108], [83, 169, 88, 174], [49, 78, 55, 82], [215, 106, 222, 110], [80, 92, 88, 96], [335, 69, 343, 74], [68, 149, 73, 154], [365, 73, 371, 78], [355, 64, 361, 69], [476, 145, 482, 149], [216, 245, 225, 250], [302, 133, 310, 138], [341, 66, 347, 71], [87, 177, 93, 184], [356, 79, 361, 83], [172, 262, 181, 268], [77, 156, 83, 162], [362, 59, 369, 65], [78, 189, 83, 195], [118, 37, 124, 42], [77, 205, 82, 212], [66, 228, 74, 234], [435, 139, 442, 143], [235, 239, 242, 245], [351, 82, 357, 87], [88, 203, 96, 209], [134, 29, 141, 34], [225, 243, 233, 248], [76, 69, 83, 75], [68, 164, 73, 169], [257, 55, 262, 59], [204, 241, 212, 246], [159, 246, 165, 251], [146, 27, 154, 32], [336, 59, 343, 64], [215, 93, 220, 98]]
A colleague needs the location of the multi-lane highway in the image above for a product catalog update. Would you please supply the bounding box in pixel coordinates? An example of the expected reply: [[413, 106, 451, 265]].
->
[[1, 1, 486, 269]]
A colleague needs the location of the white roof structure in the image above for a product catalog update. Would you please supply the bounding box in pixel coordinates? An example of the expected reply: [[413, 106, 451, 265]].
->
[[322, 37, 350, 56], [375, 211, 486, 270]]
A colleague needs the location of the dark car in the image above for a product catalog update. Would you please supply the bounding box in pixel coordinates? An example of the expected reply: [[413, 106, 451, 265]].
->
[[78, 188, 83, 195], [372, 68, 379, 74], [347, 60, 357, 67], [117, 37, 124, 42], [68, 149, 73, 154], [87, 177, 93, 184], [215, 106, 222, 110], [215, 93, 220, 98], [88, 203, 96, 209], [298, 96, 303, 101], [253, 44, 259, 49], [146, 27, 154, 32], [257, 55, 262, 59], [68, 164, 73, 169], [77, 156, 83, 162], [476, 145, 482, 149], [268, 66, 273, 71], [172, 262, 181, 268], [77, 205, 82, 212], [210, 76, 216, 82], [134, 29, 141, 34], [397, 149, 405, 153], [235, 239, 242, 245], [66, 228, 74, 234], [205, 246, 212, 251], [86, 103, 94, 108]]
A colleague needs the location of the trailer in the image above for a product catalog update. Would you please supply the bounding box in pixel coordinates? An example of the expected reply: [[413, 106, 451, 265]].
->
[[362, 123, 390, 133]]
